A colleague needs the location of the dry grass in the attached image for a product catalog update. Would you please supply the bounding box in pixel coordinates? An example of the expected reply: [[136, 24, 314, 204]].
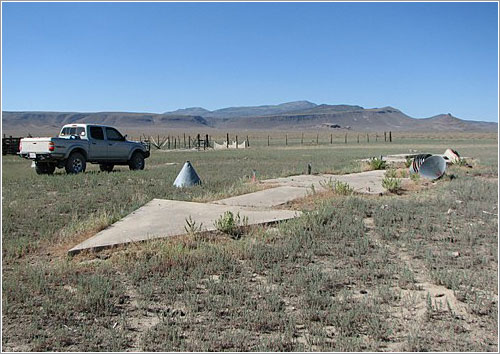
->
[[2, 134, 498, 351]]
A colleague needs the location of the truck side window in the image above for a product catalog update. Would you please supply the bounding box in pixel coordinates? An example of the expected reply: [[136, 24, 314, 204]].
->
[[90, 127, 104, 140], [106, 128, 124, 141]]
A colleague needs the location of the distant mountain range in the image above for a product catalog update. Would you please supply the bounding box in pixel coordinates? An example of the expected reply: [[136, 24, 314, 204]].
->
[[2, 101, 497, 135]]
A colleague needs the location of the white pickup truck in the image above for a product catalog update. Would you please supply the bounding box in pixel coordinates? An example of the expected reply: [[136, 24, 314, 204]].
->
[[18, 124, 151, 174]]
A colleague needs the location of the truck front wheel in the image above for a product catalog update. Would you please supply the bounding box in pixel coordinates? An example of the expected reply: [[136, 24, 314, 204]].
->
[[128, 152, 145, 170], [65, 152, 86, 174], [35, 162, 56, 175]]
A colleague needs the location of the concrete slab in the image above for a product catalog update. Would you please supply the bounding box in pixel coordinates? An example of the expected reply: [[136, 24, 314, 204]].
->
[[214, 186, 310, 208], [69, 199, 300, 254], [261, 170, 386, 195]]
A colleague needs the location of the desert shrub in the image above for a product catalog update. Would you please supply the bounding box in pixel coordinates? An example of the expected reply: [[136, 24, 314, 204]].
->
[[369, 157, 386, 170], [320, 178, 353, 195], [385, 168, 397, 178], [76, 274, 117, 314], [382, 177, 402, 193], [334, 181, 354, 195], [214, 211, 248, 238], [410, 172, 420, 182], [405, 157, 413, 168], [184, 215, 203, 239]]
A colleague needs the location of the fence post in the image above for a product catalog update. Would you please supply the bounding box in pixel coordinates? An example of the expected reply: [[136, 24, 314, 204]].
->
[[188, 136, 191, 149], [330, 134, 333, 144], [367, 134, 369, 143], [184, 133, 186, 148], [301, 132, 304, 145], [246, 135, 249, 147], [268, 135, 270, 146], [236, 135, 238, 149], [357, 134, 359, 143], [226, 133, 229, 148], [174, 138, 177, 149], [345, 133, 347, 144], [197, 134, 201, 150], [384, 131, 387, 142], [206, 134, 209, 149], [389, 131, 392, 142], [285, 134, 288, 146], [168, 137, 171, 149], [376, 134, 378, 142], [316, 134, 319, 144]]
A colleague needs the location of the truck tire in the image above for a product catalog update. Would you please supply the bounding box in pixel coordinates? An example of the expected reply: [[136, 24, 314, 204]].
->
[[35, 162, 56, 175], [99, 163, 114, 172], [65, 152, 86, 174], [128, 152, 145, 170]]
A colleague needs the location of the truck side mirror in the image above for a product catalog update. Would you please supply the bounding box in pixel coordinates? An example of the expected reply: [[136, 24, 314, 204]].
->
[[123, 134, 128, 141]]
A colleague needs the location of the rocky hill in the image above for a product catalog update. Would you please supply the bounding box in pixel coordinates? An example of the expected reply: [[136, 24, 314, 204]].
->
[[2, 101, 497, 135]]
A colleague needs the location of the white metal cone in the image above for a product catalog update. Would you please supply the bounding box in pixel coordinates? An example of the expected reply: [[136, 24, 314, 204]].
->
[[173, 161, 202, 187]]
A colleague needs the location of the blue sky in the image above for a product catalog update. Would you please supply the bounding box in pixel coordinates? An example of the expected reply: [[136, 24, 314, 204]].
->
[[2, 2, 498, 122]]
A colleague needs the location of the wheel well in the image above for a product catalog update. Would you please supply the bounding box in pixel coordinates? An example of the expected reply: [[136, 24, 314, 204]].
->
[[129, 149, 144, 160], [68, 148, 87, 160]]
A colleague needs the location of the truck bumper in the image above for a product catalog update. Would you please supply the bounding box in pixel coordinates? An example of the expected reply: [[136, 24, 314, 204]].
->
[[18, 153, 64, 162]]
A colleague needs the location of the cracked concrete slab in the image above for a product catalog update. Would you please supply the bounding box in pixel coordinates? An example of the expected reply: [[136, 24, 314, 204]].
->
[[69, 199, 300, 254], [261, 170, 386, 195], [69, 170, 387, 254], [214, 186, 311, 208]]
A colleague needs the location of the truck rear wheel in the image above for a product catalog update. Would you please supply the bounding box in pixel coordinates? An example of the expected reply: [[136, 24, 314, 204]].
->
[[99, 163, 114, 172], [129, 152, 145, 170], [35, 162, 56, 175], [65, 152, 86, 174]]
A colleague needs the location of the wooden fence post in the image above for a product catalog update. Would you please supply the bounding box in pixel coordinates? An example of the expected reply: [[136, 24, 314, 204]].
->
[[206, 134, 209, 149], [301, 133, 304, 145], [384, 131, 387, 142], [246, 135, 249, 147], [188, 136, 191, 149], [367, 134, 369, 143], [268, 135, 270, 146], [357, 134, 359, 143], [389, 131, 392, 142], [285, 134, 288, 146], [184, 133, 186, 148], [345, 133, 347, 144], [236, 135, 238, 149], [316, 134, 319, 144], [226, 133, 229, 148], [330, 134, 333, 144], [174, 138, 177, 149]]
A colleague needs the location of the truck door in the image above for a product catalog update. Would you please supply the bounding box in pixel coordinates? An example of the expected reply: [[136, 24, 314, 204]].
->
[[105, 127, 130, 161], [88, 126, 108, 159]]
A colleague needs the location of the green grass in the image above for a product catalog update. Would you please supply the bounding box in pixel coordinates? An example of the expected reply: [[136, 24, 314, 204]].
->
[[2, 134, 498, 351]]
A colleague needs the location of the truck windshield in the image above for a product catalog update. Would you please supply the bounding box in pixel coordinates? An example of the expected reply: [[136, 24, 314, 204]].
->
[[60, 127, 85, 137]]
